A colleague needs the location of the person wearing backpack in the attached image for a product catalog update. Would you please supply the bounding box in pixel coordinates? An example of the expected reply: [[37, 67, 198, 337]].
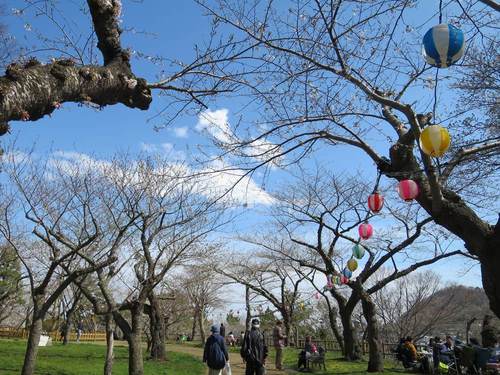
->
[[203, 325, 229, 375], [241, 318, 268, 375]]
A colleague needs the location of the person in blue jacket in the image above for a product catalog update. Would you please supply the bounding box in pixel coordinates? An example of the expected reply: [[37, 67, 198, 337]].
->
[[203, 325, 229, 375]]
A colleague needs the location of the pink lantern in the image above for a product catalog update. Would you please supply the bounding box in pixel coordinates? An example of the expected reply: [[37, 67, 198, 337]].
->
[[397, 179, 419, 201], [326, 274, 333, 289], [341, 275, 349, 284], [368, 192, 384, 213], [358, 223, 373, 240], [315, 292, 321, 300]]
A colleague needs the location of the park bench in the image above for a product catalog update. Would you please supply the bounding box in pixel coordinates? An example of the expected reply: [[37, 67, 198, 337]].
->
[[307, 347, 326, 371]]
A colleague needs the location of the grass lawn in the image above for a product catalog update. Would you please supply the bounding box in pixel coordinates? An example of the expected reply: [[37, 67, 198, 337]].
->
[[280, 348, 412, 375], [0, 339, 204, 375]]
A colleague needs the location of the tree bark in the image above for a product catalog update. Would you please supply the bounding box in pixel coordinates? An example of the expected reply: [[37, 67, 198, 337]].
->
[[340, 310, 361, 360], [62, 294, 80, 345], [198, 308, 206, 343], [479, 229, 500, 318], [361, 294, 384, 372], [128, 305, 145, 375], [113, 306, 144, 375], [190, 310, 198, 340], [282, 314, 291, 346], [148, 293, 166, 361], [245, 285, 251, 331], [0, 0, 151, 134], [21, 315, 43, 375], [327, 305, 345, 354], [104, 313, 114, 375]]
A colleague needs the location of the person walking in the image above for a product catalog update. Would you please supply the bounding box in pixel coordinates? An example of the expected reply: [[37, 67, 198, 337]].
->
[[241, 318, 268, 375], [273, 320, 286, 370], [76, 321, 84, 343], [203, 325, 229, 375], [220, 323, 226, 338]]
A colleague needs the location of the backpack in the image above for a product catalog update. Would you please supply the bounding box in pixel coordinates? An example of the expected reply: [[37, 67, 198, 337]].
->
[[207, 337, 226, 370]]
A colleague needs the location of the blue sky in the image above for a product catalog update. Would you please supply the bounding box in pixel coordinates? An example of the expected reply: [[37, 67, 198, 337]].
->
[[2, 0, 483, 300]]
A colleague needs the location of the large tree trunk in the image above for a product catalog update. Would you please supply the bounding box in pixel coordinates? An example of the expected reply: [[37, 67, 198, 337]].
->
[[148, 294, 166, 361], [245, 285, 251, 330], [128, 305, 145, 375], [21, 315, 43, 375], [104, 313, 114, 375], [327, 305, 345, 354], [340, 310, 361, 360], [282, 314, 291, 346], [62, 295, 80, 345], [479, 235, 500, 318], [198, 308, 206, 343], [361, 294, 384, 372], [190, 310, 198, 340]]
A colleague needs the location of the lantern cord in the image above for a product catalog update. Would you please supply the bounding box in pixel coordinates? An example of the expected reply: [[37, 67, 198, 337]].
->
[[372, 170, 382, 193], [432, 68, 439, 123], [439, 0, 443, 24]]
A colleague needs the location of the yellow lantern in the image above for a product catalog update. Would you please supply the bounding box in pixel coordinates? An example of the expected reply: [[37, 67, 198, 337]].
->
[[347, 258, 358, 272], [419, 125, 451, 157]]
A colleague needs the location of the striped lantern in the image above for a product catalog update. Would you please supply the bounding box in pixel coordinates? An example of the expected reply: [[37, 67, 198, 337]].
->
[[341, 275, 349, 285], [423, 24, 465, 68], [352, 244, 365, 259], [332, 275, 342, 286], [419, 125, 451, 157], [347, 258, 358, 272], [326, 274, 333, 289], [397, 179, 419, 201], [358, 223, 373, 240], [368, 192, 384, 214], [343, 268, 352, 279]]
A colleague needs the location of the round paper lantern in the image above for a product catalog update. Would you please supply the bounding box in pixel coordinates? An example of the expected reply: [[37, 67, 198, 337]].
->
[[332, 275, 341, 286], [352, 244, 365, 259], [419, 125, 451, 157], [343, 268, 352, 278], [368, 192, 384, 214], [358, 223, 373, 240], [397, 179, 419, 201], [423, 24, 465, 68], [347, 258, 358, 272], [341, 275, 349, 284], [315, 292, 321, 300]]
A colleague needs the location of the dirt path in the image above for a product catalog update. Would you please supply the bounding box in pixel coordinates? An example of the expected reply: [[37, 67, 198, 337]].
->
[[168, 344, 288, 375]]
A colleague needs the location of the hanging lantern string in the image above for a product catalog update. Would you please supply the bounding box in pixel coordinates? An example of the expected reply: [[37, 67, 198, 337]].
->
[[372, 170, 382, 193], [438, 0, 443, 24], [432, 68, 439, 123]]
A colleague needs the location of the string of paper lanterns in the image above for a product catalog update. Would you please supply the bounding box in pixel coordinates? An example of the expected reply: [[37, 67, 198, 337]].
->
[[323, 16, 466, 295]]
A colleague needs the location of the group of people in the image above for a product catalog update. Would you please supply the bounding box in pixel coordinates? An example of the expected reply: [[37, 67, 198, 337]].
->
[[203, 318, 269, 375], [203, 318, 323, 374], [396, 334, 500, 373]]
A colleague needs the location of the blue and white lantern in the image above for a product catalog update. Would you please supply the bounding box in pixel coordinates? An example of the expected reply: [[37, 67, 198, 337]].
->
[[343, 268, 352, 279], [422, 24, 465, 68]]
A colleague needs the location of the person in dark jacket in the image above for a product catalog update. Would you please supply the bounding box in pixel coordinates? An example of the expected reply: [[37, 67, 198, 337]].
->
[[241, 318, 268, 375], [203, 325, 229, 375], [220, 323, 226, 338]]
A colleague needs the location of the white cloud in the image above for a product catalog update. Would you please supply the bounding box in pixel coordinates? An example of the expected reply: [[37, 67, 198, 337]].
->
[[173, 127, 188, 138], [140, 142, 185, 160], [44, 151, 274, 207], [198, 160, 274, 206], [196, 108, 282, 167], [195, 108, 234, 144]]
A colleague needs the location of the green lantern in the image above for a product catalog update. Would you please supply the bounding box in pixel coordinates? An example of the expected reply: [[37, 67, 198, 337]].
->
[[352, 244, 365, 259]]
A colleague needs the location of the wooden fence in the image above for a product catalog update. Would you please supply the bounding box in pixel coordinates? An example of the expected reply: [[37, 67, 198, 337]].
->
[[0, 327, 106, 342]]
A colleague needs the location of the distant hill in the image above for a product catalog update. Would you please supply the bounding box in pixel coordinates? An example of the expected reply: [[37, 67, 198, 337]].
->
[[379, 284, 499, 343], [428, 285, 498, 340]]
